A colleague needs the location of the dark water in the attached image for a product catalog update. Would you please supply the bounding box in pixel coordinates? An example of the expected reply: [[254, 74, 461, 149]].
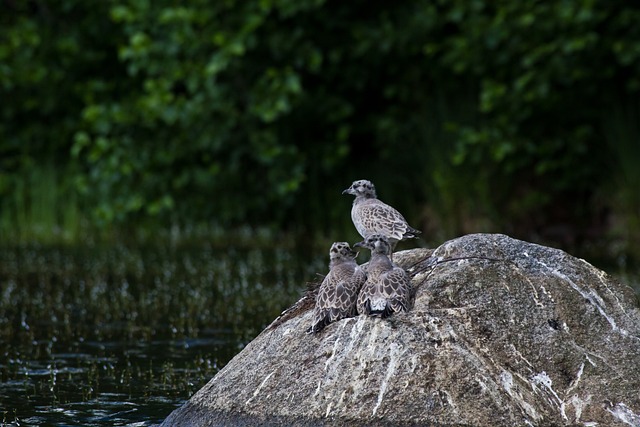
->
[[0, 242, 323, 426]]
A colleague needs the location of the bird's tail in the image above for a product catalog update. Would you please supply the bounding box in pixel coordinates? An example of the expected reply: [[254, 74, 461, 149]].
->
[[364, 299, 394, 318], [404, 226, 422, 239], [307, 316, 330, 334], [307, 309, 346, 334]]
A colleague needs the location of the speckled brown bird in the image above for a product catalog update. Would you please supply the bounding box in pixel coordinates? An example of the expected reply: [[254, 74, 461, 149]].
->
[[343, 179, 421, 254], [355, 234, 412, 318], [308, 242, 366, 333]]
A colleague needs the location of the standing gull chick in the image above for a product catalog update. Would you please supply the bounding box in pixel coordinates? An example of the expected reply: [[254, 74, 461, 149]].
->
[[355, 234, 412, 318], [308, 242, 366, 333], [343, 179, 421, 254]]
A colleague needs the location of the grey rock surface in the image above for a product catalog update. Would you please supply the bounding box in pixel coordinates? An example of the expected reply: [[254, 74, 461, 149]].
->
[[160, 234, 640, 427]]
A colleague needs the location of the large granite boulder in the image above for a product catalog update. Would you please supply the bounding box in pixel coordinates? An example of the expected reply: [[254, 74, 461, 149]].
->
[[161, 233, 640, 426]]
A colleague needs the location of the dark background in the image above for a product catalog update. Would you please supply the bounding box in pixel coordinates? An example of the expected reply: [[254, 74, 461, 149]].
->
[[1, 0, 639, 262]]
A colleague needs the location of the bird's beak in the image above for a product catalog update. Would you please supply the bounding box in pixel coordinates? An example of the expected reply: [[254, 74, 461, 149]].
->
[[342, 187, 353, 195], [349, 249, 359, 258], [353, 241, 364, 248]]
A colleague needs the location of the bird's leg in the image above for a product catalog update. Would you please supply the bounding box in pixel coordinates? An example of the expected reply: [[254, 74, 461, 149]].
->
[[390, 241, 398, 262]]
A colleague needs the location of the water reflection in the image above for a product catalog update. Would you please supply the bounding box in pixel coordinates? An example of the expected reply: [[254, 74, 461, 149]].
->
[[0, 243, 322, 426]]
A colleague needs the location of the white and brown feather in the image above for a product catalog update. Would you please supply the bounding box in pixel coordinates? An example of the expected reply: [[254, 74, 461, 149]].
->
[[343, 180, 421, 250], [355, 234, 412, 318], [309, 242, 366, 333]]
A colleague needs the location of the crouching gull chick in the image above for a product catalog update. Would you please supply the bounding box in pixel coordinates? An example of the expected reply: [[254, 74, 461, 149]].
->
[[308, 242, 366, 333], [342, 179, 421, 256], [355, 234, 412, 318]]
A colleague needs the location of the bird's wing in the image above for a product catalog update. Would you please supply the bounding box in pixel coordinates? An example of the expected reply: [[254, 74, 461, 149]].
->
[[330, 282, 355, 318], [314, 273, 335, 311], [379, 267, 411, 312], [317, 265, 362, 318], [356, 202, 409, 241], [357, 279, 376, 314]]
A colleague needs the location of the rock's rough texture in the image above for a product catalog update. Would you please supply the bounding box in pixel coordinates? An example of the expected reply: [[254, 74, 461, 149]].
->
[[161, 234, 640, 427]]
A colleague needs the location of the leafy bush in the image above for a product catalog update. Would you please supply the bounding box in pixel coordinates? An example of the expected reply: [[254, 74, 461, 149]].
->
[[1, 0, 639, 252]]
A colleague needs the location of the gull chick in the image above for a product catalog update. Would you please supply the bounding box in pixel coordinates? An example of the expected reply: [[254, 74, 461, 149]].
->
[[355, 234, 412, 318], [308, 242, 366, 333], [343, 179, 421, 254]]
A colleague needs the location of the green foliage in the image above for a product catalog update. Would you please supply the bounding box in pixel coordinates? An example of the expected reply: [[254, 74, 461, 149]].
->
[[72, 0, 330, 226], [1, 0, 639, 253]]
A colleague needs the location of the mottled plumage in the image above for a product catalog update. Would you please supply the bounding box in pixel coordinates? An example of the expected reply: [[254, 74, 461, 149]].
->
[[308, 242, 366, 333], [343, 180, 421, 253], [355, 234, 412, 318]]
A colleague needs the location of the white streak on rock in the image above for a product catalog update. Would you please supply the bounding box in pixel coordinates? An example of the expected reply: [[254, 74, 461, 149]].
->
[[561, 394, 591, 424], [539, 284, 555, 303], [315, 321, 348, 397], [510, 344, 534, 369], [531, 371, 567, 420], [536, 260, 634, 339], [580, 258, 629, 316], [500, 371, 540, 421], [343, 316, 365, 356], [409, 354, 420, 373], [336, 389, 347, 409], [523, 275, 544, 307], [325, 402, 333, 418], [324, 321, 347, 372], [500, 370, 514, 392], [566, 362, 585, 394], [607, 402, 640, 426], [245, 369, 277, 405], [372, 342, 403, 416]]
